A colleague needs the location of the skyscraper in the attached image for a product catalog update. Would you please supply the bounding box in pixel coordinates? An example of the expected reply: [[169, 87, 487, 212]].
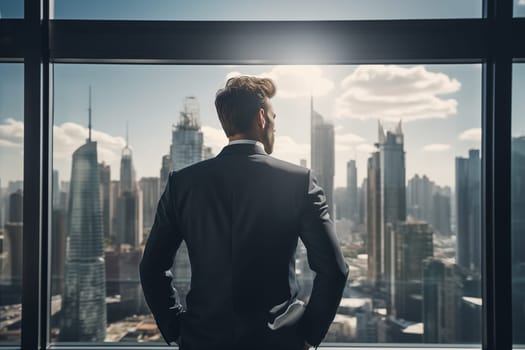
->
[[455, 149, 481, 273], [512, 136, 525, 267], [347, 160, 358, 222], [432, 187, 452, 236], [168, 97, 205, 306], [170, 96, 204, 171], [359, 178, 367, 225], [160, 155, 171, 194], [120, 126, 136, 193], [8, 189, 22, 223], [511, 136, 525, 343], [99, 162, 111, 239], [117, 131, 141, 248], [61, 88, 106, 341], [391, 221, 433, 321], [4, 189, 23, 286], [379, 121, 406, 295], [367, 121, 406, 290], [109, 180, 119, 243], [53, 169, 61, 209], [51, 208, 67, 296], [407, 174, 435, 223], [310, 97, 335, 219], [423, 258, 462, 342], [367, 152, 381, 283], [139, 177, 160, 233]]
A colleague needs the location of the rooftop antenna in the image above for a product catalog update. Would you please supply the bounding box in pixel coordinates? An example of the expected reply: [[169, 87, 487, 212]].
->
[[126, 121, 129, 148], [88, 85, 92, 142]]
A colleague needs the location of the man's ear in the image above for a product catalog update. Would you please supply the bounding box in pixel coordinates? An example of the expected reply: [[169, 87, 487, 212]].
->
[[257, 108, 266, 129]]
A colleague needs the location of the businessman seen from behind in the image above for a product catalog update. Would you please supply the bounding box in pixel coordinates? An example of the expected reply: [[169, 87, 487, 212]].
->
[[140, 76, 349, 350]]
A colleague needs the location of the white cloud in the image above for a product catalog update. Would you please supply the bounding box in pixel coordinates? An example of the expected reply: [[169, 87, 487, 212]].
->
[[459, 128, 482, 142], [272, 135, 310, 164], [422, 143, 451, 152], [225, 66, 334, 98], [53, 122, 125, 165], [519, 0, 525, 5], [201, 126, 228, 155], [336, 132, 366, 145], [0, 118, 24, 148], [356, 143, 377, 154], [336, 65, 461, 122]]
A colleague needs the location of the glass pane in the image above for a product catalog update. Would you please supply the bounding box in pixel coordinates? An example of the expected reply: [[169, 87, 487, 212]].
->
[[515, 0, 525, 17], [0, 63, 23, 344], [53, 0, 481, 20], [0, 0, 23, 18], [51, 64, 481, 345], [513, 63, 525, 346]]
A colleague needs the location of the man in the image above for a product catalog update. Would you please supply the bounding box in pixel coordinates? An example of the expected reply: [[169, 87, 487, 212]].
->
[[140, 76, 348, 350]]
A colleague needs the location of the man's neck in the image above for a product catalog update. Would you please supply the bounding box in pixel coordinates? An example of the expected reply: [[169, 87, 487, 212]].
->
[[228, 133, 259, 142]]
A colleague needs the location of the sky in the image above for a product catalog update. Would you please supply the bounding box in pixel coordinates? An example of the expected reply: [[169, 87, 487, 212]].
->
[[1, 1, 525, 190]]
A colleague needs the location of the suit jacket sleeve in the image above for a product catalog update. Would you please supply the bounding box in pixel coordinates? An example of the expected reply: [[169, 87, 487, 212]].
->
[[297, 171, 349, 347], [139, 172, 184, 345]]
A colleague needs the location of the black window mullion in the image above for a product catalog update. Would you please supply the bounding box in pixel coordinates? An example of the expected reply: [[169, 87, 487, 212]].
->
[[21, 0, 50, 349], [482, 0, 513, 350], [41, 0, 52, 347], [22, 0, 43, 345]]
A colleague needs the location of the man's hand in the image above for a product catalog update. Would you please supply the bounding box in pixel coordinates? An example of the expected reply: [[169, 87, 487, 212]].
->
[[303, 341, 312, 350]]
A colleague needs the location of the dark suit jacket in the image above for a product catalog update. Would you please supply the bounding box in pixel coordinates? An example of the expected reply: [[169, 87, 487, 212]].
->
[[140, 143, 348, 350]]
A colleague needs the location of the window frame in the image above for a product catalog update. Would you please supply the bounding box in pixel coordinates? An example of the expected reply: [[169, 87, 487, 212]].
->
[[0, 0, 519, 348]]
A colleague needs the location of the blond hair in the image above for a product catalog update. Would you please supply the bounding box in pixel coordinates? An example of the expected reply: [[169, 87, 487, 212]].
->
[[215, 76, 276, 137]]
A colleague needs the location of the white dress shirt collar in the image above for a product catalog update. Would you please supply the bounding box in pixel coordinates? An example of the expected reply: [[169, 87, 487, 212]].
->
[[228, 139, 266, 153]]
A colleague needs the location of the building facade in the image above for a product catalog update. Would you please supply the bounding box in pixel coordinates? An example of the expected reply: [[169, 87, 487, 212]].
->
[[61, 140, 107, 341]]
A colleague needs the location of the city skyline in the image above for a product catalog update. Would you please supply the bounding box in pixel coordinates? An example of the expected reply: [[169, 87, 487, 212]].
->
[[1, 0, 524, 344], [0, 100, 492, 343], [0, 64, 497, 190]]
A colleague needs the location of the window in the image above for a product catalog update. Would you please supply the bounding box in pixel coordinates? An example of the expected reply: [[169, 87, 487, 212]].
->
[[515, 0, 525, 17], [52, 0, 482, 20], [0, 1, 23, 18], [50, 63, 482, 345], [0, 63, 23, 344], [3, 0, 521, 349], [512, 63, 525, 347]]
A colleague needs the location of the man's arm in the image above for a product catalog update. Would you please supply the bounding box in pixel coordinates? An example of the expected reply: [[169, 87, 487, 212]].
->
[[298, 171, 349, 347], [139, 172, 184, 345]]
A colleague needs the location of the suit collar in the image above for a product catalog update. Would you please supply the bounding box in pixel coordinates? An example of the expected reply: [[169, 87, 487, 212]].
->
[[217, 143, 267, 157]]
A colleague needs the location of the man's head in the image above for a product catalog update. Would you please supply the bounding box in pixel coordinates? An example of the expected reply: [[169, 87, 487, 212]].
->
[[215, 76, 277, 154]]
